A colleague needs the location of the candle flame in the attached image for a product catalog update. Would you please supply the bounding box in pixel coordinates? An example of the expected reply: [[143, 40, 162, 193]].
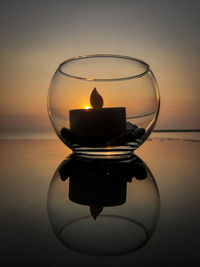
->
[[90, 88, 104, 109]]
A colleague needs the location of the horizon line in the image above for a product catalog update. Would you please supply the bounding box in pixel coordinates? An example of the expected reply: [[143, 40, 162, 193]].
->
[[153, 129, 200, 132]]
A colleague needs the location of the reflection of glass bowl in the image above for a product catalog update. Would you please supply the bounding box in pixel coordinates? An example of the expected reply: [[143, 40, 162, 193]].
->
[[47, 155, 160, 255], [47, 54, 160, 158]]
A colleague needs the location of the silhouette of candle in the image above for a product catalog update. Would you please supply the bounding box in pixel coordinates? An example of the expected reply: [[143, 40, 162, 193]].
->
[[69, 88, 126, 138]]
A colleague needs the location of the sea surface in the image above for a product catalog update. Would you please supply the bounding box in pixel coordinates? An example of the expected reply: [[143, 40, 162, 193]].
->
[[1, 131, 200, 141], [0, 133, 199, 266]]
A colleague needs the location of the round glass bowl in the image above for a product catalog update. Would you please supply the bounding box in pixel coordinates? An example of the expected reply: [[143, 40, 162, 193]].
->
[[47, 154, 160, 256], [48, 54, 160, 158]]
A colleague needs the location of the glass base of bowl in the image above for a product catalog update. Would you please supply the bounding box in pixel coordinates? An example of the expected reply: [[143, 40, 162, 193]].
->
[[71, 142, 142, 159]]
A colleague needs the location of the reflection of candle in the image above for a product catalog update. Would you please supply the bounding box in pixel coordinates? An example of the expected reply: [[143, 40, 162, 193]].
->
[[69, 88, 126, 138], [68, 161, 127, 207]]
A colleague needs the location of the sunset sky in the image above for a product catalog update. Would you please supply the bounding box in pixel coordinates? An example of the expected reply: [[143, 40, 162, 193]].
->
[[0, 0, 200, 137]]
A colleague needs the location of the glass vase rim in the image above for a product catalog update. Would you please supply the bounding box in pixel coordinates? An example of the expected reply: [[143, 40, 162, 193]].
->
[[58, 54, 150, 82]]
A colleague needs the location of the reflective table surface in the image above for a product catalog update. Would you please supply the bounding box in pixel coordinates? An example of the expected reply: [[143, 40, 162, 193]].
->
[[0, 133, 199, 266]]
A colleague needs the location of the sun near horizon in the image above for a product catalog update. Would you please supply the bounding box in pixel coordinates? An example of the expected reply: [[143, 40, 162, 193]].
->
[[84, 106, 91, 109]]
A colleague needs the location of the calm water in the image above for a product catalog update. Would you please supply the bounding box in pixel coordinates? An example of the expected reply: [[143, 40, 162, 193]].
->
[[0, 134, 199, 266], [128, 112, 154, 129], [1, 130, 199, 141], [151, 131, 200, 141]]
